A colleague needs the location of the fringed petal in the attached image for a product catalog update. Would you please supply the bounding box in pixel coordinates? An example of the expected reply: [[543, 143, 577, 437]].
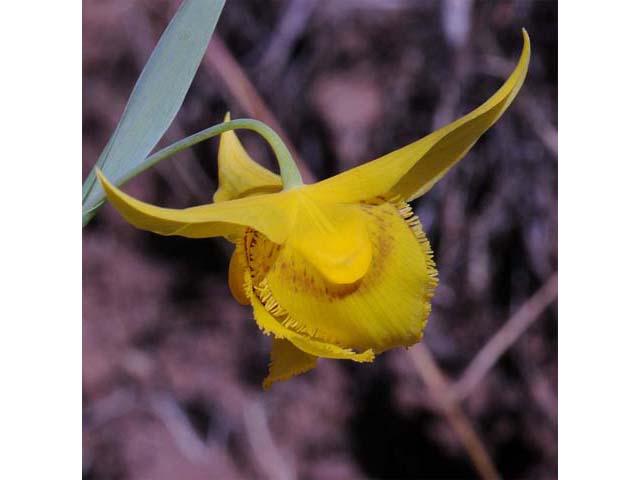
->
[[263, 338, 318, 390], [245, 199, 438, 354], [245, 270, 374, 362]]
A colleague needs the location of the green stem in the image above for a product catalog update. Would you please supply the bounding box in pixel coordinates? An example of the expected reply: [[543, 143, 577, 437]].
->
[[82, 119, 303, 227], [129, 118, 302, 190]]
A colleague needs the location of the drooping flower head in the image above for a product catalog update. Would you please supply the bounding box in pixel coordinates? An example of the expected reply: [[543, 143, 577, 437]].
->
[[97, 31, 530, 389]]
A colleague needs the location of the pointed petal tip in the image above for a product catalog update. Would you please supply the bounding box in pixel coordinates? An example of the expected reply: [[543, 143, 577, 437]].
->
[[521, 28, 531, 58], [95, 168, 117, 196], [223, 111, 231, 122], [307, 28, 531, 203], [95, 168, 111, 192]]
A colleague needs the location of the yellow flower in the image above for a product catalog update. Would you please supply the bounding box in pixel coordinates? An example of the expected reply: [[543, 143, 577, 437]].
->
[[96, 31, 529, 389]]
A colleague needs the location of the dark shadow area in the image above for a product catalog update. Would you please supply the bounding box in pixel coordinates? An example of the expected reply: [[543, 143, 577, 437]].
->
[[350, 375, 476, 479]]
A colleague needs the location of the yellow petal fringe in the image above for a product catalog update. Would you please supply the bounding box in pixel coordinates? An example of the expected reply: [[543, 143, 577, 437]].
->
[[228, 247, 250, 305], [246, 275, 375, 361], [241, 198, 438, 355]]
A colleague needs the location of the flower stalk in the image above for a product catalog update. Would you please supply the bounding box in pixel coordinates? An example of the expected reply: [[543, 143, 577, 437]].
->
[[135, 118, 303, 190]]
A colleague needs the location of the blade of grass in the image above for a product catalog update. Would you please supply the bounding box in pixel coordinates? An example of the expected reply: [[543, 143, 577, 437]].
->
[[82, 0, 226, 226]]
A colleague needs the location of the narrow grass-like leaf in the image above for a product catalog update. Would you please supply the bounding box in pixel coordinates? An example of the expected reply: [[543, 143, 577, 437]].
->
[[82, 0, 226, 226]]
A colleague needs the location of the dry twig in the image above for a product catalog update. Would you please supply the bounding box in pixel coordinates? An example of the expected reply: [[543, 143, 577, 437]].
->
[[452, 273, 558, 400], [408, 344, 501, 480], [243, 401, 295, 480], [147, 391, 210, 463], [257, 0, 318, 80]]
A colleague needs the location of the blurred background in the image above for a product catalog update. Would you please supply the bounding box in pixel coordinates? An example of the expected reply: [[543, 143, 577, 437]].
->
[[83, 0, 557, 478]]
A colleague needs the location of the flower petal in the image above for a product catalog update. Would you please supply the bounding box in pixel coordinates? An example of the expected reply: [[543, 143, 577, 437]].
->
[[246, 270, 374, 362], [213, 113, 282, 203], [307, 29, 530, 203], [96, 169, 297, 243], [228, 246, 250, 305], [287, 193, 373, 284], [263, 338, 318, 390], [251, 200, 438, 353]]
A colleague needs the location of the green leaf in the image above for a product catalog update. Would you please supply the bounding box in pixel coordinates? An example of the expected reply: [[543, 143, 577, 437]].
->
[[82, 0, 226, 226]]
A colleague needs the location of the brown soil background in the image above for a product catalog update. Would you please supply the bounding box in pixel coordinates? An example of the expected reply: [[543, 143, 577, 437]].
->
[[83, 1, 557, 478]]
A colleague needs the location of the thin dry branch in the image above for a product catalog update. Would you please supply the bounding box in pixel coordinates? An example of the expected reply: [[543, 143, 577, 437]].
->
[[408, 344, 501, 480], [452, 273, 558, 400], [147, 391, 210, 463], [257, 0, 318, 80], [243, 401, 295, 480]]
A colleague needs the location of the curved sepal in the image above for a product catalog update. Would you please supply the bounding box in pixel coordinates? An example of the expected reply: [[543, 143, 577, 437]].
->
[[308, 29, 530, 203], [214, 113, 282, 203], [96, 169, 296, 243]]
